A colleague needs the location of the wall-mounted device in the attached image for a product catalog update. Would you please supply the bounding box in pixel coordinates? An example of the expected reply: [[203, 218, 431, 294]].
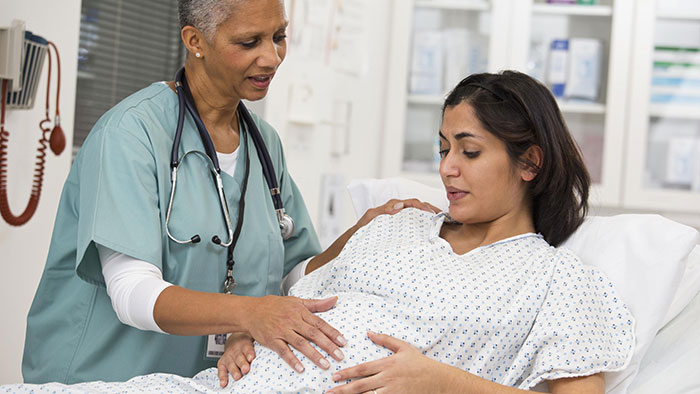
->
[[0, 19, 65, 226]]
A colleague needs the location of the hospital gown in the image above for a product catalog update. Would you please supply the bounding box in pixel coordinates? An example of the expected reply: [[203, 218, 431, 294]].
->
[[4, 209, 635, 393]]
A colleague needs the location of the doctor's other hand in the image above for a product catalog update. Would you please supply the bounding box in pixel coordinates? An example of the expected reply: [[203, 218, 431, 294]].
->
[[328, 331, 452, 394], [242, 295, 346, 373], [356, 199, 441, 228], [217, 332, 256, 387]]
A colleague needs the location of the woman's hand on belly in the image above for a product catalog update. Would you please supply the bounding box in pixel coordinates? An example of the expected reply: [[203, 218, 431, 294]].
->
[[328, 331, 451, 394], [241, 295, 347, 374]]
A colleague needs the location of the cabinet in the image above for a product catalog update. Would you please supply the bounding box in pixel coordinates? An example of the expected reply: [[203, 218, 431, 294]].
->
[[624, 0, 700, 213], [382, 0, 699, 215], [381, 0, 511, 188]]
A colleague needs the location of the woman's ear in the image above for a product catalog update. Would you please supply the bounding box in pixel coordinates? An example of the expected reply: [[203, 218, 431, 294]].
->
[[520, 145, 543, 182], [181, 26, 207, 58]]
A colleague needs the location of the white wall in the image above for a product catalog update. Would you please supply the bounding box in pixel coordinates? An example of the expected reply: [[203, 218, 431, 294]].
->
[[263, 0, 394, 243], [0, 0, 81, 384]]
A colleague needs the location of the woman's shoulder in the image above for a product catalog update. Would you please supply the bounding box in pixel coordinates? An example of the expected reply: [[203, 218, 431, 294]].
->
[[548, 245, 595, 273], [542, 244, 629, 300]]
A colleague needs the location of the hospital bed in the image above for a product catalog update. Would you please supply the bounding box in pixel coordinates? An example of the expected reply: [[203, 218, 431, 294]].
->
[[348, 177, 700, 394], [3, 178, 699, 393]]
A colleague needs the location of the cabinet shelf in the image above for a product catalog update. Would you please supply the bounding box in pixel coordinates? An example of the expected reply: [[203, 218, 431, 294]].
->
[[414, 0, 490, 11], [557, 100, 606, 114], [408, 95, 607, 115], [532, 3, 612, 17], [407, 94, 445, 106], [656, 11, 700, 21], [649, 103, 700, 120]]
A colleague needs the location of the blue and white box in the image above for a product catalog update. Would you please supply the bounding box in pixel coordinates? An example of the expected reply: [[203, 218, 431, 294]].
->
[[547, 39, 569, 98]]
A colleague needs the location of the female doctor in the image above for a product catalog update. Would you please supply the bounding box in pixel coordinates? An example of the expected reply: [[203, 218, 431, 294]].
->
[[22, 0, 432, 384]]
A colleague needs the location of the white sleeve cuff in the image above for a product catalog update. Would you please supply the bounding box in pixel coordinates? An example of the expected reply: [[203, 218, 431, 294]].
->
[[280, 257, 312, 296], [97, 244, 173, 333]]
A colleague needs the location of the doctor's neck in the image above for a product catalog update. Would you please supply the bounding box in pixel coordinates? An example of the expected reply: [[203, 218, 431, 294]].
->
[[183, 61, 240, 136]]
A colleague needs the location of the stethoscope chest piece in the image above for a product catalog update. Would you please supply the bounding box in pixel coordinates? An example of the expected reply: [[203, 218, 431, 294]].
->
[[278, 210, 295, 240]]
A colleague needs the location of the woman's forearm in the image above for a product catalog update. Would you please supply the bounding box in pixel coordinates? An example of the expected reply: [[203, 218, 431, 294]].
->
[[440, 367, 531, 394], [153, 286, 253, 335], [305, 224, 361, 274], [442, 365, 603, 394]]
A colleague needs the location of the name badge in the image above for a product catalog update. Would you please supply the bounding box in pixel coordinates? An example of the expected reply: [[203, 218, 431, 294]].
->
[[206, 333, 231, 359]]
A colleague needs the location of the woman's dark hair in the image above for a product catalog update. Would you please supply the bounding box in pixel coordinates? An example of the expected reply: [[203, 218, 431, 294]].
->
[[443, 70, 590, 246]]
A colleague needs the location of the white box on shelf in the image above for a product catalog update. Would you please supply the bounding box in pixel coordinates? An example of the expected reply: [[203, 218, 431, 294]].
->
[[565, 38, 602, 101], [657, 0, 700, 17], [443, 28, 470, 93], [693, 141, 700, 193], [467, 34, 489, 76], [442, 28, 489, 93], [665, 137, 697, 185], [413, 7, 442, 31], [654, 20, 700, 49], [527, 40, 549, 83], [410, 29, 444, 95]]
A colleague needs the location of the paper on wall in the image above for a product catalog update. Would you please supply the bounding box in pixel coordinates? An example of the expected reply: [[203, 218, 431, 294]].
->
[[289, 0, 333, 62], [329, 0, 369, 75]]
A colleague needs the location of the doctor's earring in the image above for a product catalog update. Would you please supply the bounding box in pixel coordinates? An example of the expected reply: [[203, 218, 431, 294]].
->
[[195, 52, 202, 58]]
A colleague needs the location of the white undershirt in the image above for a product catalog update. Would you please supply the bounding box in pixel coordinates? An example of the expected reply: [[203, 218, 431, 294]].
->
[[98, 148, 310, 333]]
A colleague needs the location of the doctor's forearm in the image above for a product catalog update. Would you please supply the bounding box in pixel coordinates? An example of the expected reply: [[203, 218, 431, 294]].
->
[[153, 286, 253, 335], [305, 224, 361, 274]]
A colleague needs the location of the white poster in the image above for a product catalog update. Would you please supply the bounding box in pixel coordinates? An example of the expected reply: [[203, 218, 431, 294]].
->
[[289, 0, 334, 62], [329, 0, 368, 75]]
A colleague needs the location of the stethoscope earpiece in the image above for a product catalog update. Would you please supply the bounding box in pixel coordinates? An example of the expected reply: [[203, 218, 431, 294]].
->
[[191, 235, 201, 244], [212, 235, 221, 245]]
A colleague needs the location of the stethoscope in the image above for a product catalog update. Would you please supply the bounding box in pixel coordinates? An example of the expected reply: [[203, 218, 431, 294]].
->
[[166, 67, 294, 293]]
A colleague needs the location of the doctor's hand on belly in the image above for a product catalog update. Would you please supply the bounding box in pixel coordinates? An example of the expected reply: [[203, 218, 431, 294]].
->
[[215, 199, 440, 387], [216, 296, 344, 387], [241, 295, 346, 373]]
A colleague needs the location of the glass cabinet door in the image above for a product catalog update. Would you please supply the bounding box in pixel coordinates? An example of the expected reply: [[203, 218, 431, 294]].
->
[[509, 0, 634, 207], [404, 0, 494, 174], [380, 0, 510, 187], [625, 0, 700, 213]]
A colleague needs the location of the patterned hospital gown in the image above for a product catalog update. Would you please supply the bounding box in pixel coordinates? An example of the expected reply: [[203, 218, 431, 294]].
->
[[4, 209, 635, 393]]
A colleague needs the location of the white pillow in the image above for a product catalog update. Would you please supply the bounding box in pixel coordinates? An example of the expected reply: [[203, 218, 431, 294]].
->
[[347, 177, 449, 217], [661, 244, 700, 327], [347, 177, 700, 394], [560, 215, 698, 394]]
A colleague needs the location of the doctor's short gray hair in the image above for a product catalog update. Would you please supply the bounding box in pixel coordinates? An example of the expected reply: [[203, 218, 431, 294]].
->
[[178, 0, 240, 40]]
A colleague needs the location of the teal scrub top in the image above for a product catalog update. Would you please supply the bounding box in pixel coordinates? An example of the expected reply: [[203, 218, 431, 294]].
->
[[22, 83, 322, 384]]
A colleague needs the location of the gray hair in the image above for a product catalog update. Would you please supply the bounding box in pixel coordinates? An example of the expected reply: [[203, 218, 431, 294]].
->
[[178, 0, 239, 40]]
